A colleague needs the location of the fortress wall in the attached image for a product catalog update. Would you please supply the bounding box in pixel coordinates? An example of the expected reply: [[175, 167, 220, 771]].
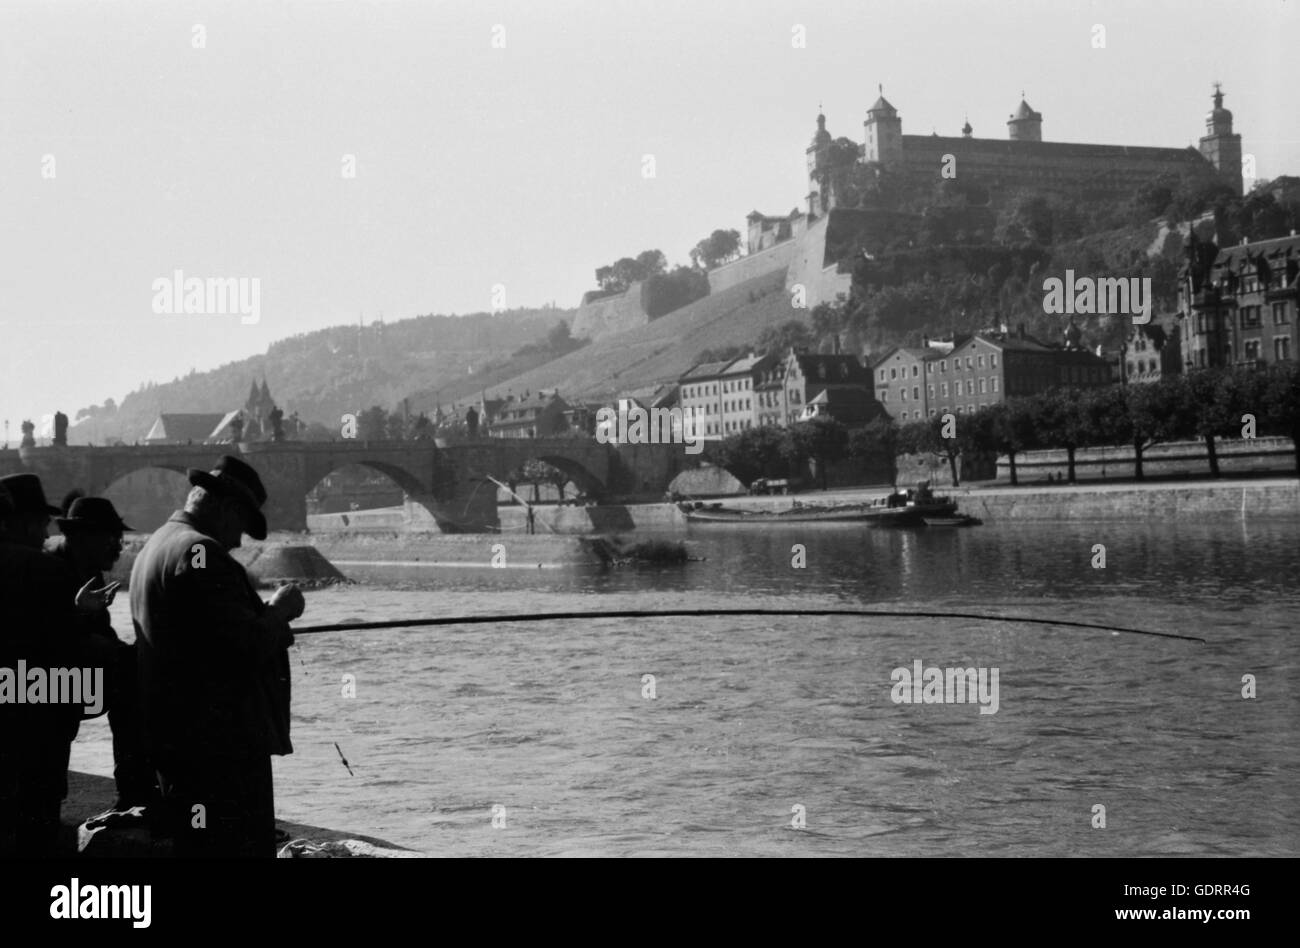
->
[[706, 238, 798, 294], [571, 281, 650, 340]]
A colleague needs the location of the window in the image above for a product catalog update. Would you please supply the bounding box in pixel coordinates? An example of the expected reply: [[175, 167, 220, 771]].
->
[[966, 357, 973, 369], [991, 377, 999, 393], [940, 382, 948, 397], [912, 365, 919, 377], [1276, 336, 1292, 361], [978, 378, 986, 393], [990, 353, 998, 368], [1275, 303, 1291, 325], [928, 409, 936, 418], [967, 404, 975, 415], [955, 406, 962, 415], [1242, 306, 1261, 329], [879, 369, 885, 381], [913, 386, 920, 400], [940, 360, 947, 372], [926, 363, 933, 375], [1245, 339, 1260, 361], [890, 367, 897, 380], [900, 388, 908, 401], [881, 391, 888, 402], [927, 385, 934, 398], [977, 354, 985, 368]]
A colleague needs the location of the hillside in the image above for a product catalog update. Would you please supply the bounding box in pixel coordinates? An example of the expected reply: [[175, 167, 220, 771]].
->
[[70, 307, 573, 444], [442, 268, 800, 408]]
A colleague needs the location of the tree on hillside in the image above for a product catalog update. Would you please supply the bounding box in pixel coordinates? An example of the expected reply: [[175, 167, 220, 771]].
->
[[595, 250, 667, 294], [643, 265, 709, 318], [694, 344, 748, 365], [756, 321, 815, 356], [357, 405, 389, 441], [689, 229, 742, 270], [994, 193, 1054, 246]]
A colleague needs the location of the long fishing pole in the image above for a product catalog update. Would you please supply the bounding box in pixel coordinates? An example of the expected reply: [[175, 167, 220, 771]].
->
[[292, 608, 1205, 643]]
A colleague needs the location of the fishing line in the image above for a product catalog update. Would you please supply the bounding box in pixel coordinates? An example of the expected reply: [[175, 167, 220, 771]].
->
[[292, 608, 1205, 643]]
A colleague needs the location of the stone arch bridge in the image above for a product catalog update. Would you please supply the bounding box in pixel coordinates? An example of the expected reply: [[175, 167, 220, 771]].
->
[[0, 437, 693, 532]]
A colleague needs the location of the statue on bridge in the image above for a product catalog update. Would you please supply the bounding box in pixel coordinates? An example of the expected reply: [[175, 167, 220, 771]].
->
[[229, 412, 245, 442], [466, 405, 479, 439], [20, 419, 35, 448], [268, 406, 285, 442], [53, 411, 68, 447]]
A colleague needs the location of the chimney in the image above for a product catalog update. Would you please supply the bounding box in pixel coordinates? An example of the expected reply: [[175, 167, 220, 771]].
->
[[922, 334, 929, 347], [1017, 322, 1025, 339]]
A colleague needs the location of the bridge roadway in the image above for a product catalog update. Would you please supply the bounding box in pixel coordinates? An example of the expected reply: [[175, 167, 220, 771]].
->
[[0, 437, 693, 532]]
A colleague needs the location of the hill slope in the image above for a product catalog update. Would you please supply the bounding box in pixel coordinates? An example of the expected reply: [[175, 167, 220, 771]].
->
[[70, 307, 572, 444], [435, 268, 798, 408]]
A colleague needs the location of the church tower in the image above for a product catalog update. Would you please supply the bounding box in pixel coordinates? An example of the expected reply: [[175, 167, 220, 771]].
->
[[805, 109, 834, 217], [1199, 83, 1243, 195], [1007, 97, 1042, 142], [863, 87, 902, 168]]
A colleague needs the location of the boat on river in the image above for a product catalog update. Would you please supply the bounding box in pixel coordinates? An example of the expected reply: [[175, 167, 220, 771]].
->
[[679, 482, 962, 526]]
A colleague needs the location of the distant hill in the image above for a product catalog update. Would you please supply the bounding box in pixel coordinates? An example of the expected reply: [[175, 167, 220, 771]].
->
[[70, 307, 573, 444]]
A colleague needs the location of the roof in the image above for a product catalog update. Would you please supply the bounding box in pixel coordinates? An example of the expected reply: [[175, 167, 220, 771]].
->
[[143, 413, 227, 443], [1011, 99, 1040, 121], [721, 353, 776, 376], [901, 135, 1207, 165], [679, 359, 736, 382], [789, 351, 871, 384], [868, 95, 896, 114]]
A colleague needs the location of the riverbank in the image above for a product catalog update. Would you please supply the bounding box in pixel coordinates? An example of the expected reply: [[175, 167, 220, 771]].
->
[[61, 771, 419, 857]]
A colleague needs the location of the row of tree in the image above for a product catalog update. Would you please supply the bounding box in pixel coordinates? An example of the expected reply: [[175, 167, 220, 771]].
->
[[712, 363, 1300, 489]]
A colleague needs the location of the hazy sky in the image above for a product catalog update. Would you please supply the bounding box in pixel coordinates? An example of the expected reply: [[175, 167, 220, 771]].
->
[[2, 0, 1296, 440]]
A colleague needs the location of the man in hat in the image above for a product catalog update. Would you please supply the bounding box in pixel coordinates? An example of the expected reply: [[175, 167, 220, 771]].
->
[[0, 473, 85, 855], [46, 494, 157, 812], [130, 455, 304, 857]]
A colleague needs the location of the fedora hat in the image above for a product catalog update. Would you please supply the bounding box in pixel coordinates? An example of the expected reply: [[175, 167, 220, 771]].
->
[[57, 496, 133, 533], [187, 455, 269, 540], [0, 473, 62, 517]]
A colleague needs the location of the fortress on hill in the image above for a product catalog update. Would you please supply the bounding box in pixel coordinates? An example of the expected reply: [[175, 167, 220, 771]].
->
[[573, 85, 1245, 338]]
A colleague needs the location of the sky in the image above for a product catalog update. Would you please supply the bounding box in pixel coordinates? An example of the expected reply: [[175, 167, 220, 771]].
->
[[2, 0, 1297, 441]]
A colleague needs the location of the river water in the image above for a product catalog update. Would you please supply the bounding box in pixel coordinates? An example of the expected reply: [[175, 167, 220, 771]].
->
[[75, 519, 1300, 857]]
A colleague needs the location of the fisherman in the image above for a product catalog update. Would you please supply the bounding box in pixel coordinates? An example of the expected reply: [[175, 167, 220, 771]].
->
[[0, 473, 87, 855], [131, 456, 304, 857], [46, 494, 157, 812]]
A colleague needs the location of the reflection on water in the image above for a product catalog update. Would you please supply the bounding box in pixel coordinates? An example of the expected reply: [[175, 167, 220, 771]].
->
[[74, 519, 1300, 856]]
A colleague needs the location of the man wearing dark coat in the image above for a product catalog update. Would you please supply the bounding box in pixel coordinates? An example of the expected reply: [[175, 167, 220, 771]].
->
[[130, 455, 304, 857], [46, 494, 156, 811], [0, 473, 89, 856]]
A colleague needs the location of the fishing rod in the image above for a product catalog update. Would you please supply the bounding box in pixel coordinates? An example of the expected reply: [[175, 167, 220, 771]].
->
[[292, 608, 1205, 643]]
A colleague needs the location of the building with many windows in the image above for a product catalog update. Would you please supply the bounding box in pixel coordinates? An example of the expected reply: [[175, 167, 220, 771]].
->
[[1179, 233, 1300, 371], [875, 325, 1112, 421]]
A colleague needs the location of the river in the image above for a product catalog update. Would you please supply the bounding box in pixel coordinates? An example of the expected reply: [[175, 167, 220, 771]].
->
[[74, 519, 1300, 856]]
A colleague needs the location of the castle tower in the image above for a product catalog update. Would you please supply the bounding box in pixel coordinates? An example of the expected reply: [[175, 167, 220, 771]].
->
[[805, 109, 833, 217], [863, 86, 902, 167], [1199, 83, 1243, 196], [1007, 97, 1042, 142]]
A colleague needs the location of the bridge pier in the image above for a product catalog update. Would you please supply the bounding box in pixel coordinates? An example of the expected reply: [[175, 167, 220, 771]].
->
[[404, 485, 499, 532]]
